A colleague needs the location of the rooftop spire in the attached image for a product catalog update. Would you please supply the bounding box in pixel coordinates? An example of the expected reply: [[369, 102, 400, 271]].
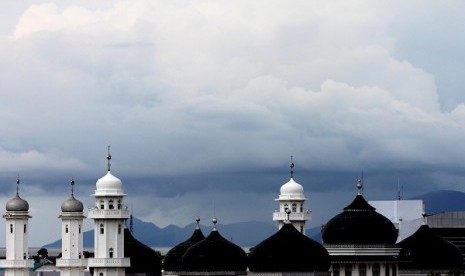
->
[[70, 178, 75, 197], [290, 155, 295, 179], [356, 179, 363, 195], [212, 218, 218, 231], [107, 145, 112, 172], [16, 177, 20, 196], [195, 217, 201, 229]]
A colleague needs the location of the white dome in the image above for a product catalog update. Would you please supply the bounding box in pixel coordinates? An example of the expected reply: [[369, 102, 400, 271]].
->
[[94, 171, 125, 196], [279, 178, 306, 200]]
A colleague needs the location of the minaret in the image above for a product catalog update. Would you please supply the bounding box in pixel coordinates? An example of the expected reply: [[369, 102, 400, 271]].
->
[[56, 179, 87, 276], [0, 178, 34, 276], [272, 157, 311, 234], [88, 148, 130, 276]]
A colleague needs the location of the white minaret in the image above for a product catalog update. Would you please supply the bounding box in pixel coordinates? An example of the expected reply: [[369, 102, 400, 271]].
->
[[88, 148, 130, 276], [272, 157, 311, 234], [56, 179, 87, 276], [0, 179, 34, 276]]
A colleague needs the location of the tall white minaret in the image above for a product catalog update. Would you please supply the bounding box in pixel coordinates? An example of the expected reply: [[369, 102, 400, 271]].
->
[[0, 178, 34, 276], [272, 157, 311, 234], [56, 179, 87, 276], [88, 148, 130, 276]]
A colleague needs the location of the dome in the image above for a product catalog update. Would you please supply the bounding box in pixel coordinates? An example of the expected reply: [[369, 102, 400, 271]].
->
[[397, 225, 463, 270], [279, 178, 305, 200], [164, 226, 205, 272], [322, 194, 398, 245], [6, 194, 29, 211], [124, 228, 162, 276], [249, 223, 330, 272], [182, 226, 248, 272], [96, 171, 123, 190], [61, 196, 84, 212]]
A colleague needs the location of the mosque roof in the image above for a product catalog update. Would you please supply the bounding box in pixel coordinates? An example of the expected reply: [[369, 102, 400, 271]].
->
[[249, 223, 330, 272], [124, 228, 162, 276], [182, 220, 248, 272], [322, 182, 398, 245], [397, 224, 463, 270], [164, 220, 205, 272]]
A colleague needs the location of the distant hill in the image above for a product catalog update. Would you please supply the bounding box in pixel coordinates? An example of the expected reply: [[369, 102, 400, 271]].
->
[[410, 190, 465, 214], [43, 217, 322, 249]]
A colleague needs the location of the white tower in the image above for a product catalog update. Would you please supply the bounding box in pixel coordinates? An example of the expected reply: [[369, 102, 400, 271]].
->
[[272, 157, 311, 234], [0, 179, 34, 276], [88, 148, 130, 276], [56, 180, 87, 276]]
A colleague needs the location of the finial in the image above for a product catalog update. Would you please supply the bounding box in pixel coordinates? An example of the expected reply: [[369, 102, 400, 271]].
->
[[195, 217, 201, 229], [212, 218, 218, 231], [16, 177, 20, 196], [107, 145, 112, 172], [70, 178, 75, 197], [422, 211, 427, 225], [290, 155, 295, 178], [356, 179, 363, 195]]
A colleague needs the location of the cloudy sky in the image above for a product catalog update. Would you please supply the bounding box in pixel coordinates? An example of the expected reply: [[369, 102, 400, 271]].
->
[[1, 0, 465, 246]]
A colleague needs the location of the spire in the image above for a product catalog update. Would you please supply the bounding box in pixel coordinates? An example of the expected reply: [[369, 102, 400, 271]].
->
[[212, 218, 218, 231], [290, 155, 295, 179], [195, 217, 201, 230], [284, 208, 291, 224], [107, 145, 112, 172], [70, 178, 75, 197], [356, 179, 363, 195], [16, 177, 20, 196]]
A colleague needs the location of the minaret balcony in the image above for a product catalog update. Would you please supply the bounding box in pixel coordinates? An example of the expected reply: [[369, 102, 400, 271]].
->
[[88, 257, 130, 267], [87, 209, 130, 219], [273, 211, 311, 221], [0, 259, 34, 268], [56, 258, 88, 268]]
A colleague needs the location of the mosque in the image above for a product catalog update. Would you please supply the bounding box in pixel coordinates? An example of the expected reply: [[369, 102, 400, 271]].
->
[[0, 152, 463, 276]]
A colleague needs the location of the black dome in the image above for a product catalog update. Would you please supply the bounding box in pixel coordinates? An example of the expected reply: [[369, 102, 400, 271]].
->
[[397, 225, 463, 270], [249, 223, 330, 272], [182, 229, 248, 272], [164, 228, 205, 272], [124, 229, 162, 276], [322, 194, 398, 245]]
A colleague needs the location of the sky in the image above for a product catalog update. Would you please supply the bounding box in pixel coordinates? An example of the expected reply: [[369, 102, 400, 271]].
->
[[1, 0, 465, 246]]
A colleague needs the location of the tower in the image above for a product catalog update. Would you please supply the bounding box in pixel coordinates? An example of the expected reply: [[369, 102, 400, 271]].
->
[[88, 148, 130, 276], [56, 179, 87, 276], [272, 157, 311, 234], [0, 179, 34, 276]]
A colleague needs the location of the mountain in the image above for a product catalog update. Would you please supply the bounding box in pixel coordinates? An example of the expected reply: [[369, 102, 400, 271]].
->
[[43, 217, 322, 249], [410, 190, 465, 214]]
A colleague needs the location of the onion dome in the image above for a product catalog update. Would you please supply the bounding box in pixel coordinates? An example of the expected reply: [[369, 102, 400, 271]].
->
[[322, 180, 398, 245], [397, 224, 463, 270], [96, 172, 123, 191], [164, 218, 205, 272], [182, 218, 248, 272], [124, 228, 162, 276], [6, 179, 29, 212], [278, 157, 306, 200], [61, 180, 84, 212], [249, 223, 330, 272], [6, 194, 29, 211]]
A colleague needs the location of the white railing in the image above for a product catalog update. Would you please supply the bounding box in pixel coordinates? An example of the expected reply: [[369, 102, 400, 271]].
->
[[88, 258, 130, 267], [272, 211, 312, 221], [0, 259, 34, 268], [56, 258, 87, 267], [87, 209, 130, 219]]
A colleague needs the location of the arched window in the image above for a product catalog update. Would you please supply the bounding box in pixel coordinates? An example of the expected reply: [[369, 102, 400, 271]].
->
[[109, 200, 114, 210], [372, 263, 380, 276], [24, 224, 27, 234], [65, 224, 69, 233], [99, 273, 103, 276], [385, 264, 390, 276], [118, 224, 122, 234], [117, 200, 121, 210], [392, 263, 397, 276], [10, 224, 13, 234], [100, 200, 104, 209], [23, 253, 26, 260], [109, 248, 114, 258], [79, 224, 81, 234], [300, 204, 303, 212], [100, 224, 104, 234], [292, 203, 297, 212], [332, 264, 340, 276], [283, 204, 288, 212], [344, 264, 352, 276], [359, 263, 366, 276]]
